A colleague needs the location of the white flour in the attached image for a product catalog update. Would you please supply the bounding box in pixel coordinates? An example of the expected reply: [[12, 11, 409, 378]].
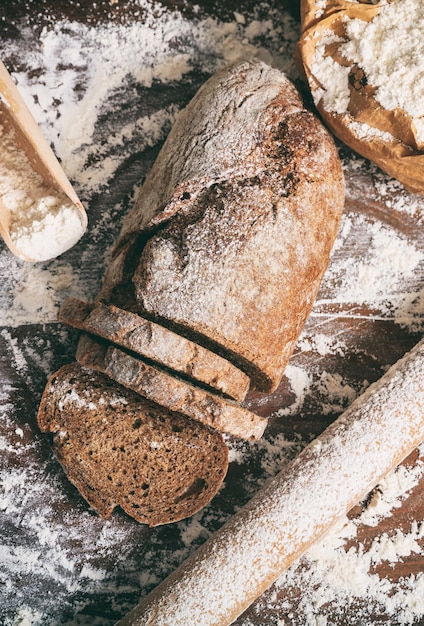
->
[[312, 0, 365, 21], [0, 1, 424, 625], [257, 447, 424, 626], [310, 0, 424, 146], [0, 123, 85, 262], [342, 0, 424, 137], [112, 341, 424, 625], [310, 30, 351, 115], [0, 0, 297, 327], [0, 259, 92, 326], [319, 212, 424, 318], [11, 5, 295, 196]]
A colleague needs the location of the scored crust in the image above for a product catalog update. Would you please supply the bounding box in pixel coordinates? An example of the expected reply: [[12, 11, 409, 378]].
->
[[76, 334, 268, 441], [37, 362, 229, 527], [98, 58, 345, 393], [59, 297, 250, 402], [37, 59, 345, 527]]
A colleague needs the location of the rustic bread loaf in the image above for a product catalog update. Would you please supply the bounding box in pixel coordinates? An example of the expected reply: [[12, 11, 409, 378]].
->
[[38, 59, 345, 525], [37, 362, 229, 527], [298, 0, 424, 194], [99, 58, 345, 393], [75, 334, 267, 441], [58, 297, 250, 402]]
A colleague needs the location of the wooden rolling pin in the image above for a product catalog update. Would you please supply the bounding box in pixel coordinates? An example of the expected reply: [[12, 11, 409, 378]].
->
[[117, 338, 424, 626]]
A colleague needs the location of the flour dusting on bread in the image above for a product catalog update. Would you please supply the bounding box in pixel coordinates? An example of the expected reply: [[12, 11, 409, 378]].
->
[[101, 59, 345, 392], [38, 58, 344, 526]]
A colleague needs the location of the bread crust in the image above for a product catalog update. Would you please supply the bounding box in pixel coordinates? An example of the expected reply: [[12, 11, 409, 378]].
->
[[38, 60, 345, 526], [75, 334, 267, 441], [59, 297, 250, 402], [99, 58, 345, 392]]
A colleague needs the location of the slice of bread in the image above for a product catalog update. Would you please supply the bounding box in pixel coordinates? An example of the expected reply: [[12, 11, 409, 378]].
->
[[37, 362, 229, 527], [58, 297, 250, 402], [76, 333, 267, 441]]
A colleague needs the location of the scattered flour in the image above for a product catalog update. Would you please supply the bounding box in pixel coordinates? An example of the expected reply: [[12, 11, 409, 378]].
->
[[317, 212, 424, 321], [9, 609, 44, 626], [9, 3, 296, 196], [315, 370, 361, 414], [244, 444, 424, 626], [0, 1, 423, 625], [297, 332, 349, 357], [0, 259, 90, 326], [0, 0, 297, 326], [278, 364, 312, 416], [361, 462, 424, 526]]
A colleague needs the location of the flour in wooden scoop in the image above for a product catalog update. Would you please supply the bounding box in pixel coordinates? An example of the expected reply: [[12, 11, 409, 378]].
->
[[0, 123, 85, 262]]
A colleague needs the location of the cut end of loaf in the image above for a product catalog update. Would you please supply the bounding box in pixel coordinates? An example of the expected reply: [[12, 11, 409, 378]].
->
[[58, 296, 251, 402], [37, 363, 229, 527]]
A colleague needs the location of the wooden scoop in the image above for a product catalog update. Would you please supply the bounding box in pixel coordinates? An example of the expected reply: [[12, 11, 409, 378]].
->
[[0, 60, 87, 262]]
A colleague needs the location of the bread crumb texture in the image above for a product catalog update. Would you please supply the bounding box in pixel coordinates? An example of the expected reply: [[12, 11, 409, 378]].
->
[[1, 1, 424, 624], [38, 363, 228, 527]]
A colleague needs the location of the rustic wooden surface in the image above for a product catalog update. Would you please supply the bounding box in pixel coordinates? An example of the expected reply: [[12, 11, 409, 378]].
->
[[0, 1, 423, 625]]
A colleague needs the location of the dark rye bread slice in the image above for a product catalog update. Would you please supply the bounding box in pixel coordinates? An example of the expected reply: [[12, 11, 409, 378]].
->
[[98, 58, 345, 393], [37, 362, 229, 527], [76, 334, 267, 441], [58, 297, 250, 402]]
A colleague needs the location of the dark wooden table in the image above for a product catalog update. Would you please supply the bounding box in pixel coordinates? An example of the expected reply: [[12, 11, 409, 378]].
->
[[0, 1, 423, 624]]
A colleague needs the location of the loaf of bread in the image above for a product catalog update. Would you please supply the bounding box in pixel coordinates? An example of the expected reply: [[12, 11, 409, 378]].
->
[[116, 338, 424, 624], [38, 363, 228, 527], [298, 0, 424, 194], [99, 58, 345, 392], [38, 58, 345, 525]]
